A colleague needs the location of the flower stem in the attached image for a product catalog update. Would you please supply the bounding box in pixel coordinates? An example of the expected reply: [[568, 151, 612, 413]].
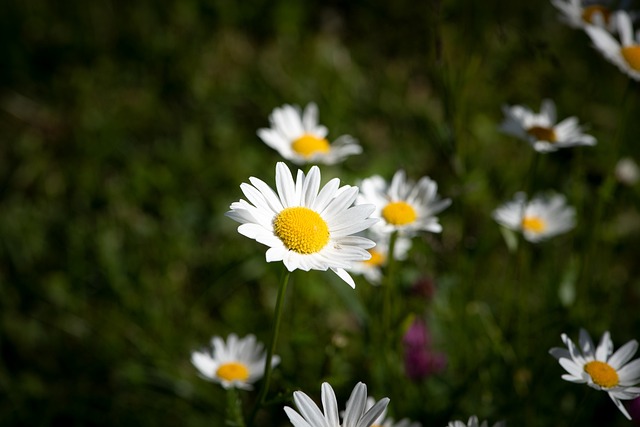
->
[[382, 230, 399, 341], [226, 388, 246, 427], [248, 268, 290, 427]]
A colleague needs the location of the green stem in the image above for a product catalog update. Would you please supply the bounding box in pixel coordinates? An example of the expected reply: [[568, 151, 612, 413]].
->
[[226, 388, 246, 427], [382, 230, 399, 342], [248, 268, 290, 427]]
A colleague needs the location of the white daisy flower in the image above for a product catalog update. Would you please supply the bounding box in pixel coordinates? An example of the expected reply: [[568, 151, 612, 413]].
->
[[492, 192, 576, 243], [257, 102, 362, 165], [357, 170, 451, 236], [226, 162, 378, 288], [549, 328, 640, 420], [551, 0, 616, 31], [446, 416, 504, 427], [500, 99, 596, 153], [364, 397, 422, 427], [190, 333, 278, 390], [585, 11, 640, 81], [347, 232, 412, 285], [284, 382, 389, 427]]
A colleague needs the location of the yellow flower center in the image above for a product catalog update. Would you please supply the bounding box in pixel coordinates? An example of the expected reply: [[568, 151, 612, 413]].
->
[[364, 249, 385, 267], [527, 126, 557, 142], [273, 206, 330, 254], [621, 46, 640, 72], [216, 362, 250, 382], [521, 216, 546, 233], [292, 134, 331, 158], [584, 360, 619, 388], [581, 5, 610, 25], [382, 201, 417, 226]]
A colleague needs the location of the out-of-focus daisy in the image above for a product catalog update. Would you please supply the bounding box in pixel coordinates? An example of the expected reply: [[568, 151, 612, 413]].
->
[[500, 99, 596, 153], [492, 192, 576, 243], [257, 102, 362, 165], [549, 328, 640, 420], [357, 170, 451, 236], [226, 162, 378, 288], [363, 397, 421, 427], [446, 416, 504, 427], [615, 157, 640, 186], [586, 11, 640, 81], [551, 0, 616, 31], [284, 382, 389, 427], [191, 333, 278, 390], [347, 232, 412, 285]]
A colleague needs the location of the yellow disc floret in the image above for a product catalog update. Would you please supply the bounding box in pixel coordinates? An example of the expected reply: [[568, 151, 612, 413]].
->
[[581, 5, 610, 25], [273, 207, 330, 254], [382, 201, 417, 226], [584, 360, 619, 389], [521, 215, 546, 233], [364, 249, 385, 267], [292, 134, 331, 158], [621, 46, 640, 72], [527, 126, 557, 142], [216, 362, 250, 382]]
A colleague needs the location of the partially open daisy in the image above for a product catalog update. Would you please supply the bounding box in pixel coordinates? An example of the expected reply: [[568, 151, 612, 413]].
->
[[500, 99, 596, 153], [347, 232, 412, 285], [585, 11, 640, 81], [492, 192, 576, 243], [549, 329, 640, 420], [551, 0, 616, 30], [447, 416, 504, 427], [364, 396, 422, 427], [191, 333, 278, 390], [284, 382, 389, 427], [257, 102, 362, 165], [226, 162, 378, 288], [357, 170, 451, 236]]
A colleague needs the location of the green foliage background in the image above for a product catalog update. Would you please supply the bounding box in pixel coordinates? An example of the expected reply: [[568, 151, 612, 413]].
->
[[1, 0, 640, 426]]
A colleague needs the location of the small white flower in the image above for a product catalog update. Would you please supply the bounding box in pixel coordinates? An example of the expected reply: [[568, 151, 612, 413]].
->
[[364, 397, 421, 427], [549, 329, 640, 420], [551, 0, 616, 31], [585, 11, 640, 81], [615, 157, 640, 185], [257, 102, 362, 165], [357, 170, 451, 236], [226, 162, 378, 288], [284, 382, 389, 427], [191, 333, 278, 390], [347, 232, 412, 285], [446, 416, 504, 427], [492, 192, 576, 243], [500, 99, 596, 153]]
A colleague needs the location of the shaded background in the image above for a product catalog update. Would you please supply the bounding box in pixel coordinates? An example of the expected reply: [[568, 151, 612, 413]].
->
[[2, 0, 640, 425]]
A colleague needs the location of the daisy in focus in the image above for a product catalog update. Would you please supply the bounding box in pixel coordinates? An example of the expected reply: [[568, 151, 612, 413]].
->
[[551, 0, 616, 31], [347, 232, 412, 285], [257, 102, 362, 165], [284, 382, 389, 427], [549, 328, 640, 419], [585, 11, 640, 81], [191, 333, 278, 390], [226, 162, 378, 288], [447, 416, 504, 427], [500, 99, 596, 153], [357, 170, 451, 236], [492, 192, 576, 243], [363, 396, 421, 427]]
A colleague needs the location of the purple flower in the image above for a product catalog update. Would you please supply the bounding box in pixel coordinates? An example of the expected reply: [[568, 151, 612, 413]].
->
[[403, 318, 446, 381]]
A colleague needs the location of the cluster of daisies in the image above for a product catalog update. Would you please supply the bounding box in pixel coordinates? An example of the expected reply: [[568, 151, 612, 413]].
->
[[190, 1, 640, 424]]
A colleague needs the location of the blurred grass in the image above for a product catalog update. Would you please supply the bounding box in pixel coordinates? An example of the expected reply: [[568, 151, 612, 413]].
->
[[1, 0, 640, 426]]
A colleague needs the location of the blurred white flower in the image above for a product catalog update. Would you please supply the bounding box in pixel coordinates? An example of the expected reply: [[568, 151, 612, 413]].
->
[[500, 99, 596, 153], [615, 157, 640, 185], [492, 192, 576, 243], [357, 170, 451, 236], [347, 232, 412, 285], [191, 333, 278, 390], [585, 11, 640, 81], [257, 102, 362, 164], [446, 416, 505, 427], [226, 162, 378, 288], [549, 328, 640, 420], [551, 0, 616, 31], [284, 382, 389, 427]]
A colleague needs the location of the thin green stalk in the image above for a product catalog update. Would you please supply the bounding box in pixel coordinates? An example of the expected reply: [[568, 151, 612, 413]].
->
[[248, 268, 290, 427], [382, 230, 399, 344], [226, 388, 246, 427]]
